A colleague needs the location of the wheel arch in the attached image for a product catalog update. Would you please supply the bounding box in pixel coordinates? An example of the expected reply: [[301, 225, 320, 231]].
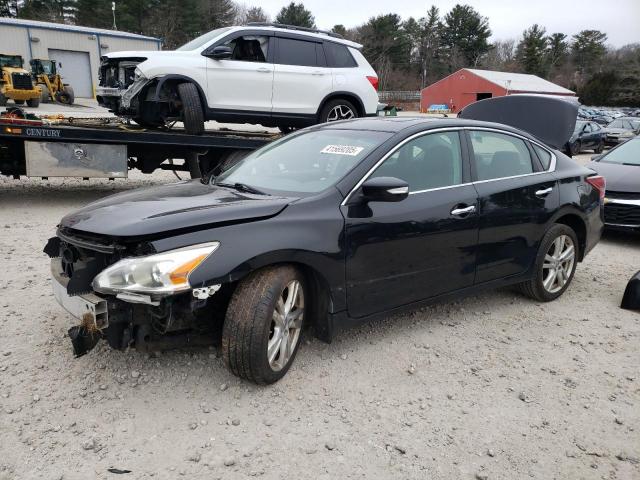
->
[[550, 209, 588, 261], [152, 74, 207, 110], [317, 91, 365, 120]]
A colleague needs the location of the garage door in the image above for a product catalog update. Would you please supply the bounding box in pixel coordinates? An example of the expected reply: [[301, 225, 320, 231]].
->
[[48, 49, 93, 98]]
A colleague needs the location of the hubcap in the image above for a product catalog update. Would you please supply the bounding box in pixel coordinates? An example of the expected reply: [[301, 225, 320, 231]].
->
[[267, 280, 304, 372], [326, 105, 355, 122], [542, 235, 576, 293]]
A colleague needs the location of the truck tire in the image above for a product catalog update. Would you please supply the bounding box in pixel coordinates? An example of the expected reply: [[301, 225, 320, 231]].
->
[[40, 85, 51, 103], [58, 86, 74, 105], [319, 98, 358, 123], [26, 96, 40, 108], [177, 83, 204, 135], [222, 265, 306, 384]]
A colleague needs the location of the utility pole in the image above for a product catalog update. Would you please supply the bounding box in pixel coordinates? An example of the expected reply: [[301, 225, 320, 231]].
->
[[112, 2, 117, 30]]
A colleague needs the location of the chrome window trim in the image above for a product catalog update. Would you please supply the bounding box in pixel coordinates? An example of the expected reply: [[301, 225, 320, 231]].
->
[[341, 127, 466, 206], [341, 126, 558, 206]]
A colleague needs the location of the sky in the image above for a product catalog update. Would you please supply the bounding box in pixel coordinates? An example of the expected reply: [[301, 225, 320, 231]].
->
[[251, 0, 640, 48]]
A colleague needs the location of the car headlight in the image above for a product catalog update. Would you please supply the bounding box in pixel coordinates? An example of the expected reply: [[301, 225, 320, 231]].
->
[[92, 242, 219, 296]]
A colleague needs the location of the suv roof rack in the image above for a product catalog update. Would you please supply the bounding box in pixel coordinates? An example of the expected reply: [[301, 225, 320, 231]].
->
[[245, 22, 344, 39]]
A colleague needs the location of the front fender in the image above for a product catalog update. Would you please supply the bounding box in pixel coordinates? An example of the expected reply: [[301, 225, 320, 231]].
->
[[152, 74, 207, 106]]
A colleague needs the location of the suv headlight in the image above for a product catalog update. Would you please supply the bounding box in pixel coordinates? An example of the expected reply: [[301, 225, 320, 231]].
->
[[93, 242, 219, 296]]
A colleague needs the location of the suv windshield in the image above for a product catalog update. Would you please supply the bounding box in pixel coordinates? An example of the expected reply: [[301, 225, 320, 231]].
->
[[215, 129, 391, 195], [177, 27, 232, 51], [0, 55, 23, 68], [599, 139, 640, 166]]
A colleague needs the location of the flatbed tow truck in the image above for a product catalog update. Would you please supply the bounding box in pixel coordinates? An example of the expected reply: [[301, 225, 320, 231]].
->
[[0, 109, 279, 180]]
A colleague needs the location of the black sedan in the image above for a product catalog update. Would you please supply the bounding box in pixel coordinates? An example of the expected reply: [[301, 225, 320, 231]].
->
[[568, 120, 605, 155], [46, 116, 604, 384], [589, 137, 640, 230]]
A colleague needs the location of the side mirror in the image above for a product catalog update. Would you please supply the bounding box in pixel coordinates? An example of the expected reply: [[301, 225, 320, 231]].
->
[[361, 177, 409, 203], [207, 46, 232, 60]]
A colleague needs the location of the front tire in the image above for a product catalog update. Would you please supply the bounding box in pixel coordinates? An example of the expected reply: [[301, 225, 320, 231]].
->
[[177, 83, 204, 135], [26, 96, 40, 108], [40, 85, 51, 103], [57, 86, 74, 105], [518, 224, 578, 302], [594, 140, 604, 154], [571, 140, 581, 155], [319, 98, 358, 123], [222, 266, 306, 384]]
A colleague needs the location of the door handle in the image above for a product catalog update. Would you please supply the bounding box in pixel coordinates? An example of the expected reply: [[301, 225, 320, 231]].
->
[[256, 67, 271, 73], [450, 205, 476, 216], [535, 187, 553, 197]]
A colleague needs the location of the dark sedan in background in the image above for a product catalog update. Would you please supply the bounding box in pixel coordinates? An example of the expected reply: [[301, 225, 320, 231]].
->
[[590, 137, 640, 230], [568, 120, 606, 154]]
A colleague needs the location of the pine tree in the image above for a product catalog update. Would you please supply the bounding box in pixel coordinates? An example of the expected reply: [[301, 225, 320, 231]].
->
[[515, 24, 548, 77], [572, 30, 607, 75], [440, 4, 491, 70], [75, 0, 114, 29], [236, 5, 268, 24], [275, 2, 315, 28]]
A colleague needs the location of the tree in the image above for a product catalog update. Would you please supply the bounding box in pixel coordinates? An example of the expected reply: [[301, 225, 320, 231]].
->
[[197, 0, 237, 31], [357, 14, 412, 88], [331, 24, 347, 37], [515, 24, 548, 77], [275, 2, 315, 28], [75, 0, 116, 29], [19, 0, 74, 22], [572, 29, 607, 74], [0, 0, 18, 17], [482, 39, 517, 71], [440, 4, 491, 70], [546, 33, 568, 71], [235, 5, 269, 24], [414, 5, 443, 86]]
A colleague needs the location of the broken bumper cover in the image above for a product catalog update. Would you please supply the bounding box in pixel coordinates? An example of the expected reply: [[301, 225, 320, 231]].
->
[[96, 75, 149, 111]]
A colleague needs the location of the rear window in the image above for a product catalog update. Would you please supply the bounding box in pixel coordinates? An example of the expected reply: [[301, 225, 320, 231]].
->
[[324, 42, 357, 68], [276, 37, 319, 67]]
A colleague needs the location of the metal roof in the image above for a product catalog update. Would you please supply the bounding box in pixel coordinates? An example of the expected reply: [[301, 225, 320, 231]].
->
[[466, 68, 575, 95], [0, 17, 160, 41]]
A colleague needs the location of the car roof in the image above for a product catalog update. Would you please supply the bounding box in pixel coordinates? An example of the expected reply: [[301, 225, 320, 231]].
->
[[233, 25, 362, 49], [314, 116, 543, 143]]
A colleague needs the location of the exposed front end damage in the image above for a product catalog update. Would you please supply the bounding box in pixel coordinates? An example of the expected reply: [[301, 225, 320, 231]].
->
[[44, 228, 232, 357], [96, 57, 148, 116]]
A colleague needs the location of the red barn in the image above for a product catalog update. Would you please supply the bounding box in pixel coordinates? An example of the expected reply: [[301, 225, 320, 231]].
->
[[420, 68, 576, 113]]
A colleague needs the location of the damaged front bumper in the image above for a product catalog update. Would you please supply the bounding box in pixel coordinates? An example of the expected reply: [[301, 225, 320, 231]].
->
[[96, 75, 149, 112]]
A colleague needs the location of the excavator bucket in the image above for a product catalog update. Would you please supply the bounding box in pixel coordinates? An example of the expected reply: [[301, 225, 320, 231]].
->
[[621, 270, 640, 311]]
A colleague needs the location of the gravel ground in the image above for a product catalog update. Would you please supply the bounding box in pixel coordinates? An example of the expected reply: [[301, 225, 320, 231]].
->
[[0, 153, 639, 480]]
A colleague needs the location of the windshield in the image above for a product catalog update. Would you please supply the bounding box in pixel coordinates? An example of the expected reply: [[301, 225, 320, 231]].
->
[[574, 121, 586, 133], [215, 129, 392, 195], [599, 139, 640, 166], [177, 27, 232, 51], [0, 55, 22, 68]]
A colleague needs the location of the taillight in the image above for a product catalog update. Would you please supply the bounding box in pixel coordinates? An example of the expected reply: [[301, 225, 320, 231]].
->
[[586, 175, 606, 200], [366, 76, 379, 91]]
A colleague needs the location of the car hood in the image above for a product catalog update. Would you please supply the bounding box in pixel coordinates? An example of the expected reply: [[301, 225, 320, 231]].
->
[[605, 127, 631, 135], [60, 181, 295, 238], [588, 161, 640, 193]]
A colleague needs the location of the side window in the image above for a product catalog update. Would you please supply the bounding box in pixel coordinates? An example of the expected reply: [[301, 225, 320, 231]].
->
[[469, 130, 534, 181], [276, 37, 319, 67], [532, 144, 552, 170], [225, 35, 269, 62], [370, 132, 463, 192], [324, 42, 357, 68], [591, 123, 601, 131], [610, 119, 623, 128], [583, 123, 592, 133]]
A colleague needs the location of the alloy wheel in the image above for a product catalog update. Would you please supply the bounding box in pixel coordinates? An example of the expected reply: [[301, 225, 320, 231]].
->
[[326, 105, 355, 122], [267, 280, 304, 371], [542, 235, 576, 293]]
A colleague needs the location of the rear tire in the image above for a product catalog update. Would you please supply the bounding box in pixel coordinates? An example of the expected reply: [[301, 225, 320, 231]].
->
[[571, 140, 581, 155], [517, 224, 579, 302], [57, 86, 74, 105], [177, 83, 204, 135], [594, 140, 604, 154], [319, 98, 358, 123], [26, 96, 40, 108], [14, 100, 24, 105], [222, 265, 306, 384], [40, 85, 51, 103]]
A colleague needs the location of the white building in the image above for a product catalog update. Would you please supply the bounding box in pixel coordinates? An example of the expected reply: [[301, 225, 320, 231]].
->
[[0, 17, 161, 99]]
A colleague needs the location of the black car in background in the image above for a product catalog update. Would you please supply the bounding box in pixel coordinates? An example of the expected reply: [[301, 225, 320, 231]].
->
[[568, 120, 606, 155], [605, 117, 640, 147], [589, 137, 640, 230], [45, 99, 605, 384]]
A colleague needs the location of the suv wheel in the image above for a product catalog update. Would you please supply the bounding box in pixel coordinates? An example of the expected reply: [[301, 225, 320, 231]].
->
[[222, 265, 305, 384], [177, 83, 204, 135], [319, 98, 358, 123], [518, 224, 578, 302]]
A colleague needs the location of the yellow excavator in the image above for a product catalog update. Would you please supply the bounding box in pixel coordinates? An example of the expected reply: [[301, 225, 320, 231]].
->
[[30, 59, 74, 105], [0, 54, 41, 107]]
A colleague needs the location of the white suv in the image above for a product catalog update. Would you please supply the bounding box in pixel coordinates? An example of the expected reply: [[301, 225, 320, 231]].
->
[[96, 23, 379, 134]]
